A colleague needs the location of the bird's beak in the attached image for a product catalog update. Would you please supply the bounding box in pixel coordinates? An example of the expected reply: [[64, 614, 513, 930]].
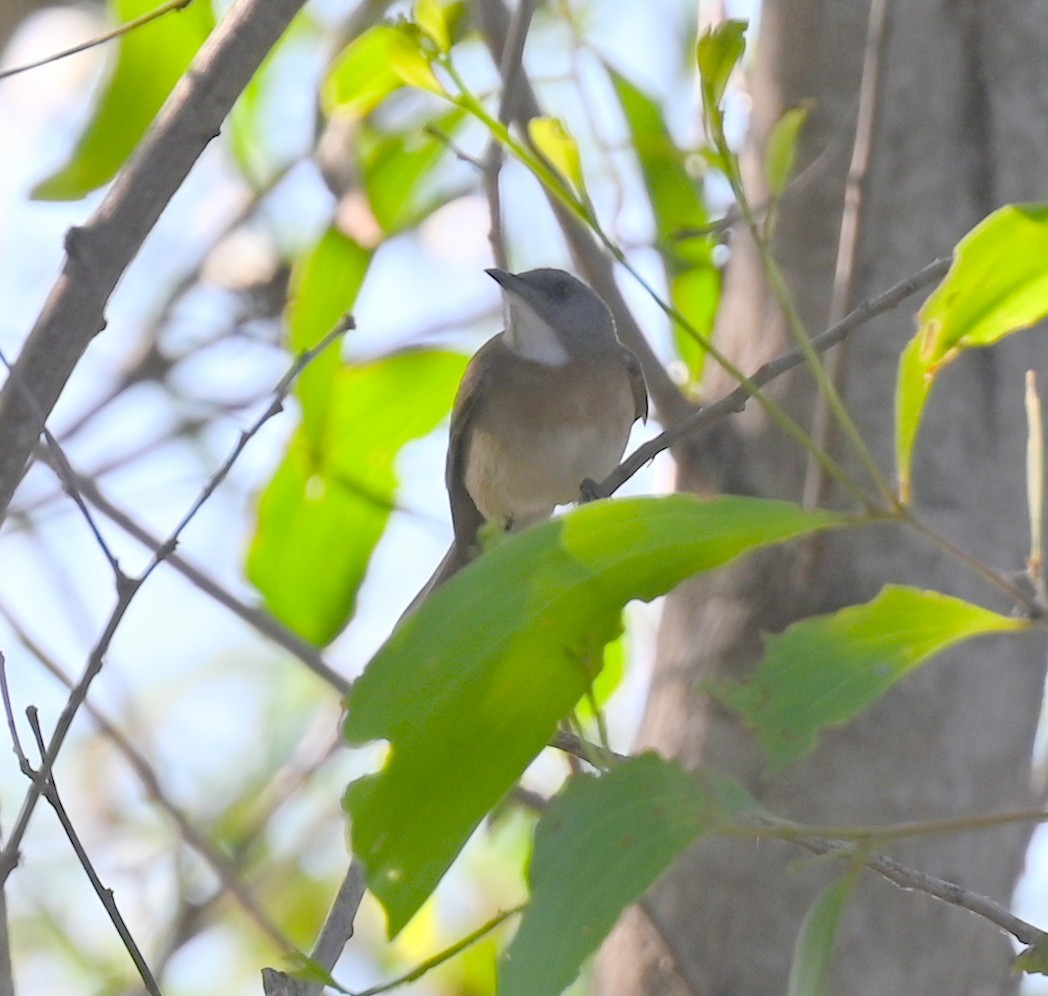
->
[[485, 268, 529, 300]]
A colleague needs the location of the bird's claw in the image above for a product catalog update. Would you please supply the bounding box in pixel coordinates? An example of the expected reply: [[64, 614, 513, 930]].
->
[[579, 478, 605, 503]]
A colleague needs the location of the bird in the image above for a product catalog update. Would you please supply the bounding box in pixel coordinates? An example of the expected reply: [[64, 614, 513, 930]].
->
[[402, 267, 648, 617]]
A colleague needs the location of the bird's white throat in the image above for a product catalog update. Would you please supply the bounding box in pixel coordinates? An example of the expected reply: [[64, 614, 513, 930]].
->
[[504, 302, 571, 365]]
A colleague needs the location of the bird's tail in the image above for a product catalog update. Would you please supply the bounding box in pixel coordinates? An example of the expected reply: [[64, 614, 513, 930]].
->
[[397, 542, 469, 623]]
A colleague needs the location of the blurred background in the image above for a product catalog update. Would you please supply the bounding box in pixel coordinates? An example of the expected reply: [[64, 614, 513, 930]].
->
[[0, 0, 709, 991], [3, 0, 1048, 993]]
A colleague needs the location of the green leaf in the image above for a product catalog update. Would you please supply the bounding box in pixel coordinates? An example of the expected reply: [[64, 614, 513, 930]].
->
[[285, 228, 372, 445], [322, 25, 408, 117], [343, 495, 842, 936], [247, 350, 467, 646], [573, 625, 626, 724], [415, 0, 450, 52], [500, 756, 736, 996], [717, 585, 1029, 770], [787, 873, 858, 996], [669, 264, 719, 385], [896, 203, 1048, 501], [696, 19, 748, 127], [247, 230, 440, 647], [528, 117, 586, 197], [1015, 936, 1048, 976], [33, 0, 215, 199], [607, 66, 718, 383], [765, 105, 809, 198], [359, 108, 467, 235], [387, 24, 445, 95]]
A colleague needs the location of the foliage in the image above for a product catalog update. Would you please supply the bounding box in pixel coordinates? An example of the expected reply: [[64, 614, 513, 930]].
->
[[3, 2, 1048, 995]]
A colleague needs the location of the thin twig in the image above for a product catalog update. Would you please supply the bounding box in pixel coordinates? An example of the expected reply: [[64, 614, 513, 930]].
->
[[261, 861, 367, 996], [0, 0, 309, 526], [479, 0, 537, 269], [596, 256, 952, 497], [0, 609, 318, 959], [0, 0, 194, 81], [0, 317, 351, 887], [354, 905, 523, 996], [736, 814, 1048, 948], [23, 708, 162, 995], [802, 0, 893, 509], [0, 653, 26, 768]]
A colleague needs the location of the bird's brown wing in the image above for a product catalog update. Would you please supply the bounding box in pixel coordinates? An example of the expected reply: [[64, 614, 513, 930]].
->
[[445, 335, 502, 555], [621, 345, 649, 422]]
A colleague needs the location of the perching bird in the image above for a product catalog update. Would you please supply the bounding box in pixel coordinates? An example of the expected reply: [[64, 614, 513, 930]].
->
[[403, 267, 648, 616]]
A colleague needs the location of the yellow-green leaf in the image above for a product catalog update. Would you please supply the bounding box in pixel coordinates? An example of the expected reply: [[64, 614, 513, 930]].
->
[[696, 19, 747, 128], [285, 228, 371, 446], [528, 117, 585, 196], [322, 25, 406, 117], [33, 0, 215, 199], [717, 585, 1029, 770], [896, 203, 1048, 500], [387, 26, 445, 95], [787, 872, 859, 996], [765, 105, 809, 198], [607, 65, 718, 384], [247, 350, 467, 646], [415, 0, 450, 52]]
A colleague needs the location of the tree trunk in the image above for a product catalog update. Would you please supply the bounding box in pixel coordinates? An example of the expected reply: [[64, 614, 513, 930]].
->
[[598, 1, 1048, 993]]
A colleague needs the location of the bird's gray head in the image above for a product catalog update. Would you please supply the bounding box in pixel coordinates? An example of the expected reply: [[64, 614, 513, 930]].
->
[[486, 267, 617, 365]]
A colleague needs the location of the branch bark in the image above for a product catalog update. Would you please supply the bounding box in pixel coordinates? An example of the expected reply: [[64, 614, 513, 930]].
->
[[0, 0, 307, 525]]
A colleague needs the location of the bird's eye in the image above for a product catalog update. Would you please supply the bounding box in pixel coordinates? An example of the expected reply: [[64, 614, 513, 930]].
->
[[552, 281, 570, 298]]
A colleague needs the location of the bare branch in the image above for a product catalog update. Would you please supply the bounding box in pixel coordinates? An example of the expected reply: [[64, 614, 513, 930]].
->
[[0, 318, 351, 887], [261, 861, 367, 996], [22, 707, 162, 995], [0, 0, 308, 526], [741, 814, 1048, 949], [802, 0, 894, 508]]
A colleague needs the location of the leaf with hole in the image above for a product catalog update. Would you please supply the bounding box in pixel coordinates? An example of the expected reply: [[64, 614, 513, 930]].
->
[[343, 495, 843, 936]]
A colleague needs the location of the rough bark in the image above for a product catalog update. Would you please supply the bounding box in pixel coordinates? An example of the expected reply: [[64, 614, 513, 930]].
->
[[598, 1, 1048, 993]]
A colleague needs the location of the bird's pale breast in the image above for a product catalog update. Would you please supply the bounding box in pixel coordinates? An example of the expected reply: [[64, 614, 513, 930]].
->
[[463, 350, 635, 528]]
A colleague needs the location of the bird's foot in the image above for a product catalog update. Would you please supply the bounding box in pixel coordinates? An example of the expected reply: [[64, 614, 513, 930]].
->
[[579, 478, 606, 503]]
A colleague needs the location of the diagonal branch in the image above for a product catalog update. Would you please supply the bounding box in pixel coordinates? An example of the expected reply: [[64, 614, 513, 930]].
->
[[0, 0, 308, 527], [0, 319, 350, 888], [20, 705, 162, 995], [595, 256, 951, 498]]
